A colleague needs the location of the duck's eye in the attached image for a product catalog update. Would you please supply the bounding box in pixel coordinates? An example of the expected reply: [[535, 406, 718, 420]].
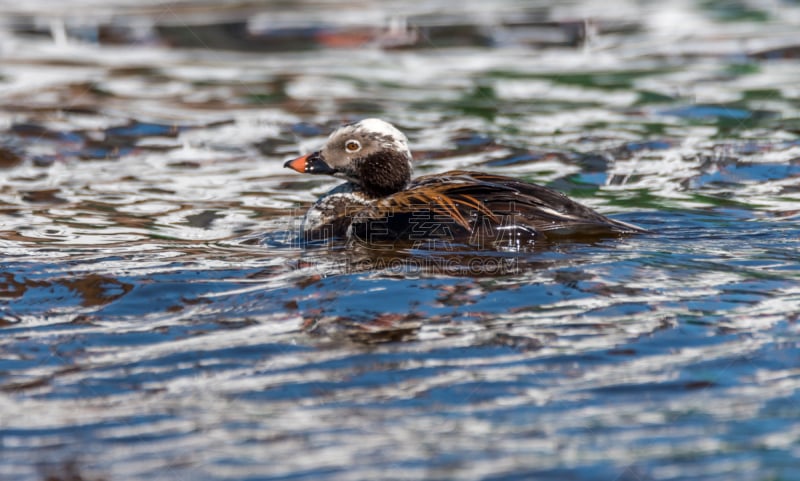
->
[[344, 140, 361, 153]]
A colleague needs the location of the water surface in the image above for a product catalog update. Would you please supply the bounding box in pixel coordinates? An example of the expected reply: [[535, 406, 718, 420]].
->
[[1, 1, 800, 480]]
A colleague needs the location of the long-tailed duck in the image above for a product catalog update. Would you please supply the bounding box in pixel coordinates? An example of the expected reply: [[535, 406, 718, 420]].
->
[[284, 118, 643, 248]]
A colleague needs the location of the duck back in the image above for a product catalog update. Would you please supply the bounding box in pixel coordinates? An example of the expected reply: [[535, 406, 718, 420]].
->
[[348, 170, 643, 248]]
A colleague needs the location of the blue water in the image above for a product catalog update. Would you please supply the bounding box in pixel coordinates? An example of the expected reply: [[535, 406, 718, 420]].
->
[[2, 1, 800, 480]]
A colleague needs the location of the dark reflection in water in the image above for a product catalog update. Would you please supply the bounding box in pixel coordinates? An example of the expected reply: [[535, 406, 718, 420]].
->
[[2, 1, 800, 480]]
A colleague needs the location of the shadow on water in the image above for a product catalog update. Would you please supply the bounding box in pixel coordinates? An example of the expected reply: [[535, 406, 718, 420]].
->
[[1, 1, 800, 480]]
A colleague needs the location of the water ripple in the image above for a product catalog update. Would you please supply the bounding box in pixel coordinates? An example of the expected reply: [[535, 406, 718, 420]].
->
[[2, 1, 800, 480]]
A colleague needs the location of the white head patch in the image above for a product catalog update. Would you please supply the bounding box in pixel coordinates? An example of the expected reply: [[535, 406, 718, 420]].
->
[[335, 118, 409, 155]]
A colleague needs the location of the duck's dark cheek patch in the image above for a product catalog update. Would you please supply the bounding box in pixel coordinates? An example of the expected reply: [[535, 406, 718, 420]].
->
[[358, 152, 410, 198]]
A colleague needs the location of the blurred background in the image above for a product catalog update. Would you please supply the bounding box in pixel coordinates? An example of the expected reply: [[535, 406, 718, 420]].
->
[[1, 1, 800, 480]]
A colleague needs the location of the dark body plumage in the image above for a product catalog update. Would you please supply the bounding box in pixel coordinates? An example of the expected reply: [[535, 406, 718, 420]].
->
[[350, 170, 641, 248]]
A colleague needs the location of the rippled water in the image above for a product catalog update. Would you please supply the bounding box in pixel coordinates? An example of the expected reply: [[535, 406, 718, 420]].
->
[[2, 1, 800, 480]]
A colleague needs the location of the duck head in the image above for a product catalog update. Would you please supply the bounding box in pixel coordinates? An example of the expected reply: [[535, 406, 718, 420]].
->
[[284, 118, 413, 198]]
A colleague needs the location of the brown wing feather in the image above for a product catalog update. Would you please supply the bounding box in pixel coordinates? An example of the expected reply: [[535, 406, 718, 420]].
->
[[349, 170, 643, 245], [405, 170, 643, 234], [383, 182, 498, 229]]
